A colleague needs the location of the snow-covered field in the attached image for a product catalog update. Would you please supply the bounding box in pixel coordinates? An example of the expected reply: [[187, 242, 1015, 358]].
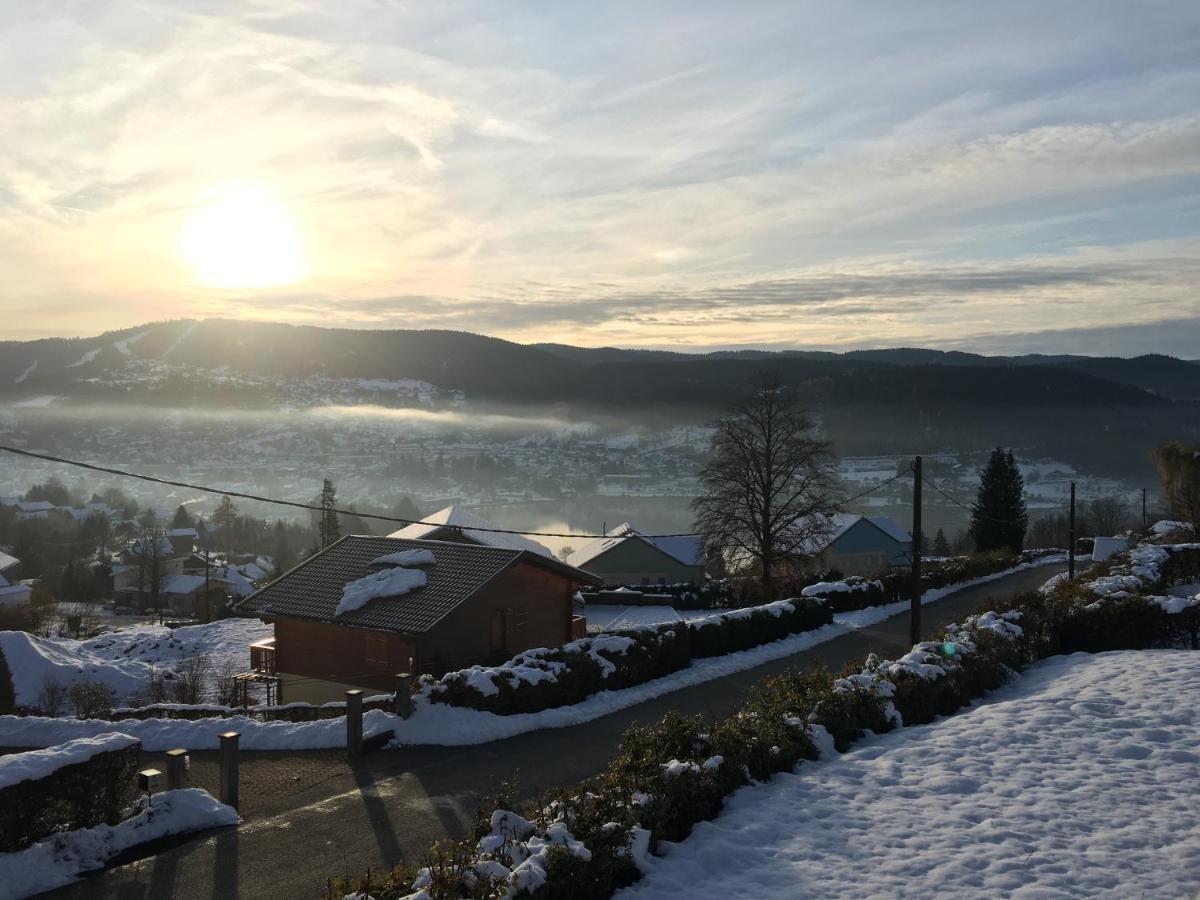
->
[[622, 650, 1200, 900], [0, 618, 272, 707], [0, 788, 238, 898]]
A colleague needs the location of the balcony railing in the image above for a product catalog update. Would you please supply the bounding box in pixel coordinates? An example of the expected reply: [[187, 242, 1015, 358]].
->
[[250, 637, 276, 674]]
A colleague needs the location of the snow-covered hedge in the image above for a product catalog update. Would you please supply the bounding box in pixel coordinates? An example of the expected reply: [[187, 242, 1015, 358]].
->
[[0, 732, 141, 852], [687, 597, 831, 657], [799, 549, 1061, 612], [423, 598, 831, 716], [422, 625, 692, 716]]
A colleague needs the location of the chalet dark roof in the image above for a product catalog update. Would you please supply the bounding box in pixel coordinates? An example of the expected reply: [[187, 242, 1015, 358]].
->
[[236, 536, 598, 633]]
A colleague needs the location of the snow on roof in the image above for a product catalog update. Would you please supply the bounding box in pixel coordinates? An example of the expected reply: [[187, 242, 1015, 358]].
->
[[167, 528, 199, 539], [335, 566, 427, 617], [566, 523, 705, 569], [565, 523, 640, 568], [647, 534, 706, 567], [0, 550, 19, 571], [795, 513, 911, 555], [387, 505, 554, 558], [866, 516, 911, 544], [17, 500, 56, 512], [161, 574, 206, 595]]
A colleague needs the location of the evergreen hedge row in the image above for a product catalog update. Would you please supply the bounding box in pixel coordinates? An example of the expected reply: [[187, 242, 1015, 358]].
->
[[0, 739, 141, 852], [425, 598, 831, 715]]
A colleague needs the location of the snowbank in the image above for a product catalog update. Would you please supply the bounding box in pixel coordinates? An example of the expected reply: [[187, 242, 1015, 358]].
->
[[0, 618, 271, 706], [621, 650, 1200, 899], [0, 788, 239, 898], [0, 733, 138, 790], [0, 709, 395, 752]]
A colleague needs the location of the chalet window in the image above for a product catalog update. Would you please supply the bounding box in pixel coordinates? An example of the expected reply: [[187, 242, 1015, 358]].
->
[[514, 610, 530, 629], [364, 633, 389, 668]]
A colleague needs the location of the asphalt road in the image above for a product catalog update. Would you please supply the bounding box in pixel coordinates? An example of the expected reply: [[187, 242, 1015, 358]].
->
[[47, 564, 1062, 900]]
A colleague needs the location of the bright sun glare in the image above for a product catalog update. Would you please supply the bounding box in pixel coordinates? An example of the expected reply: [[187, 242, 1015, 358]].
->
[[181, 183, 308, 289]]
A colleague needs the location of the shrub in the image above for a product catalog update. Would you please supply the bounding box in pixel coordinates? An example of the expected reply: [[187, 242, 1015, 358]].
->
[[426, 625, 691, 715], [0, 735, 141, 852], [37, 676, 70, 717], [69, 681, 116, 720], [688, 597, 832, 658]]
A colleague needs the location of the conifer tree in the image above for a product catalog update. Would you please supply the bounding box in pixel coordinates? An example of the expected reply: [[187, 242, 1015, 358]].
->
[[969, 448, 1028, 552], [213, 495, 239, 557], [932, 527, 950, 557], [318, 478, 340, 549]]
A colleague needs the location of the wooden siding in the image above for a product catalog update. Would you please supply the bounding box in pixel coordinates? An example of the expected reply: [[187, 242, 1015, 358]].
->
[[271, 559, 577, 685]]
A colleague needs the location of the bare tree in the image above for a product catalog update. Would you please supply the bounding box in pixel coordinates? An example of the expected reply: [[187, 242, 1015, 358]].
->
[[171, 653, 211, 705], [1156, 441, 1200, 534], [213, 659, 242, 708], [37, 676, 70, 716], [1084, 495, 1130, 537], [692, 370, 840, 600]]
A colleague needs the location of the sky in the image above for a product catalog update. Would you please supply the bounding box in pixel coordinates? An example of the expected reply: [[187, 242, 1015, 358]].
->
[[1, 1, 1199, 355]]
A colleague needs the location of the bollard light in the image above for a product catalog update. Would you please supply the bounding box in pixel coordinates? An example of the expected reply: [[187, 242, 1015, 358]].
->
[[138, 768, 163, 806]]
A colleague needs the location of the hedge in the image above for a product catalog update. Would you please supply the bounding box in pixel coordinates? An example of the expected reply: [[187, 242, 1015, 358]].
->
[[323, 544, 1194, 900], [0, 734, 141, 852], [801, 549, 1061, 612], [423, 598, 831, 715], [423, 625, 692, 716]]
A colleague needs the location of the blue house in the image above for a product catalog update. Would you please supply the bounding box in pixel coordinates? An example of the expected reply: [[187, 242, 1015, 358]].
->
[[798, 514, 911, 576]]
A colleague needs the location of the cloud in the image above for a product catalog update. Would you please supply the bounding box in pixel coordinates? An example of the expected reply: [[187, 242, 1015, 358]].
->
[[0, 1, 1198, 354]]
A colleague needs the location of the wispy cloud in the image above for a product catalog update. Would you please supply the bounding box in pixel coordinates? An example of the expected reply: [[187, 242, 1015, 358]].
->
[[0, 1, 1198, 353]]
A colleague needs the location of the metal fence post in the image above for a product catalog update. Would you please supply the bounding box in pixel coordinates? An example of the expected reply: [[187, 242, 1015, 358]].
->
[[345, 690, 364, 758], [219, 731, 240, 810], [165, 748, 189, 790]]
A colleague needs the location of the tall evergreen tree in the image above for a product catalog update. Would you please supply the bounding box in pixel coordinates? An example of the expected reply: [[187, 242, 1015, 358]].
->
[[932, 527, 950, 557], [318, 478, 340, 549], [172, 504, 194, 529], [213, 495, 239, 557], [969, 448, 1028, 553]]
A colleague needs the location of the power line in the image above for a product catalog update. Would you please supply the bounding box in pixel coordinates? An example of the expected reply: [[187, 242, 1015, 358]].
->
[[920, 475, 1062, 528], [0, 444, 905, 541]]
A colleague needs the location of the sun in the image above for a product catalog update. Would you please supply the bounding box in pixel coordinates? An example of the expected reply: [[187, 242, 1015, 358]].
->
[[181, 183, 309, 289]]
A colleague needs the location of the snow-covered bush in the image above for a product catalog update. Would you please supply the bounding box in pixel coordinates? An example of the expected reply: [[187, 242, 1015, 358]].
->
[[687, 597, 831, 657], [0, 733, 141, 852], [423, 625, 691, 715]]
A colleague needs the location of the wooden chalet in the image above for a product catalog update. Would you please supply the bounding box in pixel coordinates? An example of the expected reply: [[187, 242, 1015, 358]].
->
[[237, 535, 598, 704]]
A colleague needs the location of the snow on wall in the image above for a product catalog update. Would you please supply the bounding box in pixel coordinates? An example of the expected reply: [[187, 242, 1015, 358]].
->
[[0, 732, 138, 790]]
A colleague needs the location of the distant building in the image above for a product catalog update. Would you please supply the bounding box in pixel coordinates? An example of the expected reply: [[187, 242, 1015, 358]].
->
[[0, 573, 32, 607], [166, 527, 200, 556], [387, 505, 555, 558], [566, 523, 706, 587], [0, 549, 21, 581], [792, 514, 912, 577], [237, 536, 598, 704]]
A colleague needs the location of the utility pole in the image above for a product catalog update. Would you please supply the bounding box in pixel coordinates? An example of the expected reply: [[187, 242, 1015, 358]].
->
[[1142, 488, 1147, 532], [204, 548, 211, 623], [1068, 481, 1076, 580], [910, 455, 922, 646]]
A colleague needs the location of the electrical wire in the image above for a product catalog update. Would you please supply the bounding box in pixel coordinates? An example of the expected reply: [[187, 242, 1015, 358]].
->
[[0, 444, 909, 540]]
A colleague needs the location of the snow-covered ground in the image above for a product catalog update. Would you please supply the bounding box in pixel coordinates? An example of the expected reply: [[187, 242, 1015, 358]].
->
[[0, 618, 271, 707], [0, 788, 238, 898], [622, 650, 1200, 900], [586, 605, 683, 633]]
